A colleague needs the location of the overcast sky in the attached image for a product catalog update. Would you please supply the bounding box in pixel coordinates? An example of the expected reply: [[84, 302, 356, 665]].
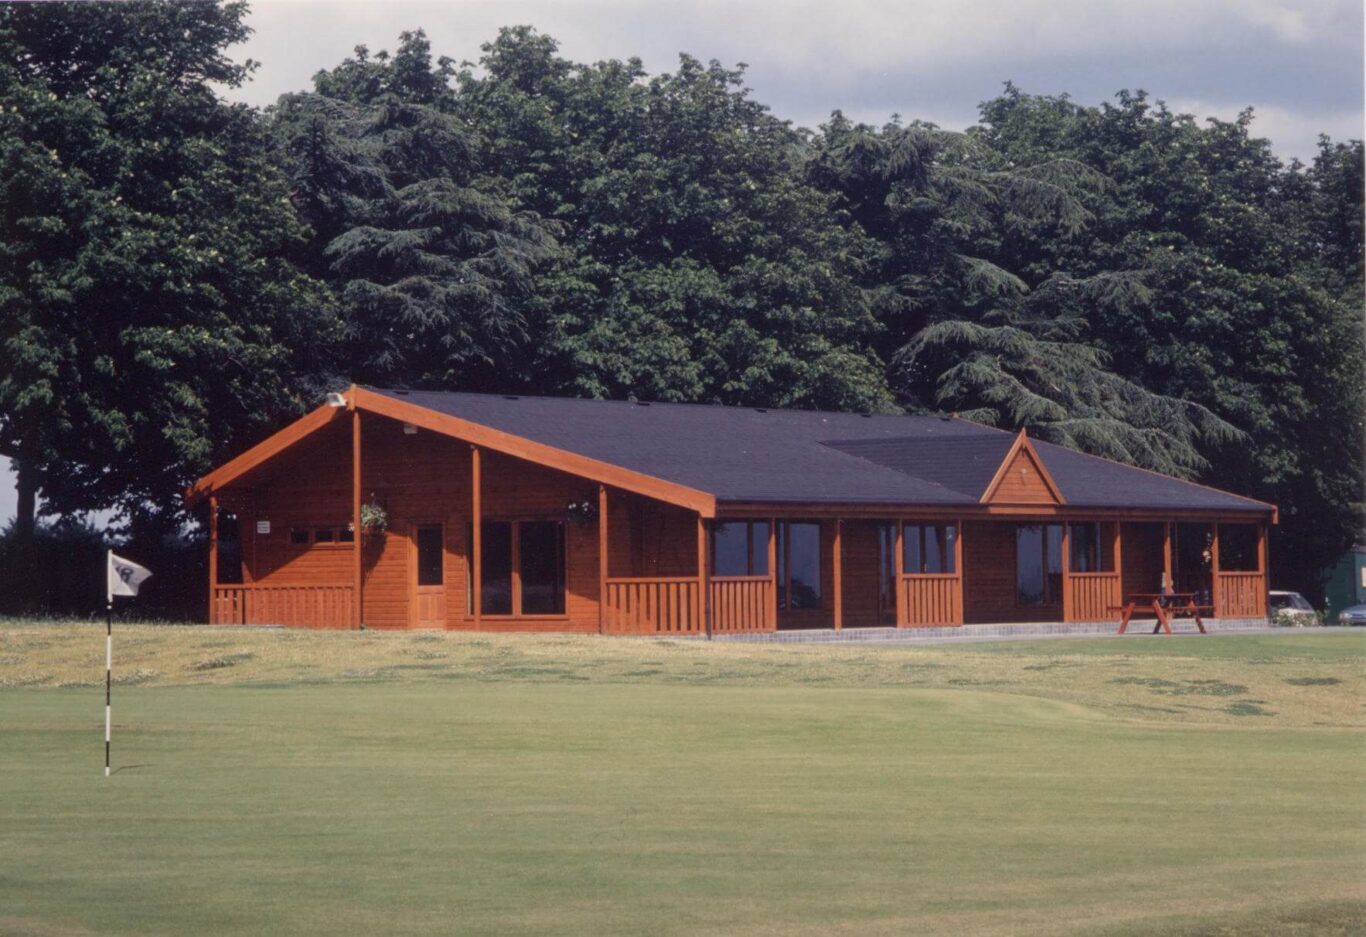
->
[[2, 0, 1362, 529]]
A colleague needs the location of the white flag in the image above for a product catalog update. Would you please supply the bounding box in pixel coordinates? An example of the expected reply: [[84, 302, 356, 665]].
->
[[107, 551, 153, 601]]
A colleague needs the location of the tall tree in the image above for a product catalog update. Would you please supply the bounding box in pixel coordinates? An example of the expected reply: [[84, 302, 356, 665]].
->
[[807, 114, 1238, 476], [0, 1, 335, 534], [454, 28, 892, 410], [270, 31, 558, 389]]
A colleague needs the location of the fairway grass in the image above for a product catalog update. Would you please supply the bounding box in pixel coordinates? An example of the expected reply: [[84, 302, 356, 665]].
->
[[2, 626, 1363, 935]]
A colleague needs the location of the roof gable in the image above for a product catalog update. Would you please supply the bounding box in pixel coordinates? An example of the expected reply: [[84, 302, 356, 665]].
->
[[980, 431, 1065, 506]]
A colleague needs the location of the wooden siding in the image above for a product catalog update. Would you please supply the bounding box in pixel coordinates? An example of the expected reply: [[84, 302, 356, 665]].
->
[[1068, 573, 1121, 621], [899, 574, 960, 625], [986, 446, 1060, 505], [1217, 572, 1265, 618]]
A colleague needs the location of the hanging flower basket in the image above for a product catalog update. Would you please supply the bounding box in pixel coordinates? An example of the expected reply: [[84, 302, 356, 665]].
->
[[565, 498, 597, 526], [360, 498, 388, 535]]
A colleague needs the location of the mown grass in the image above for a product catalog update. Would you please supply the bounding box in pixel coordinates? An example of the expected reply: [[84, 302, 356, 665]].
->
[[1, 624, 1363, 936]]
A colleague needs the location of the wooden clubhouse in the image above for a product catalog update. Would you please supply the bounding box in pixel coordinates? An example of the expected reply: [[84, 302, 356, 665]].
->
[[186, 385, 1275, 634]]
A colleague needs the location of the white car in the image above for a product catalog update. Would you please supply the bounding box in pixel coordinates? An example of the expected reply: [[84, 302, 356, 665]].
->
[[1268, 591, 1317, 626]]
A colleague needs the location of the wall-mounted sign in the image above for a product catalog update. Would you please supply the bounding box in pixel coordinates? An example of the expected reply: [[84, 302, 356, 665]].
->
[[256, 520, 271, 535]]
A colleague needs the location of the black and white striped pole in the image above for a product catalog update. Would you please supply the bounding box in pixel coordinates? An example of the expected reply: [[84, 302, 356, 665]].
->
[[105, 596, 112, 778], [105, 550, 152, 778]]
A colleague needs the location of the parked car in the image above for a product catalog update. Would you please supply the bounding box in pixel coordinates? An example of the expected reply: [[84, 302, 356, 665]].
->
[[1268, 591, 1318, 626], [1337, 603, 1366, 626]]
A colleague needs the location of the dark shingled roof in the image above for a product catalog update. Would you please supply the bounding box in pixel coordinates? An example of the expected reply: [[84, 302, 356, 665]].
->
[[369, 387, 1272, 514]]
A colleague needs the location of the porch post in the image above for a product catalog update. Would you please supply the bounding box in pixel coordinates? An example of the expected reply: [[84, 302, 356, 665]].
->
[[894, 520, 906, 627], [953, 519, 965, 624], [1112, 522, 1124, 612], [598, 484, 608, 634], [471, 445, 482, 628], [1210, 523, 1221, 617], [1162, 522, 1174, 593], [207, 494, 219, 625], [767, 518, 778, 630], [832, 519, 843, 630], [696, 515, 710, 638], [351, 408, 362, 630], [1257, 522, 1269, 617], [1060, 523, 1073, 622]]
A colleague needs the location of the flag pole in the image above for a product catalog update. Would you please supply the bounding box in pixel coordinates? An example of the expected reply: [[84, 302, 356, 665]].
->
[[105, 550, 112, 778]]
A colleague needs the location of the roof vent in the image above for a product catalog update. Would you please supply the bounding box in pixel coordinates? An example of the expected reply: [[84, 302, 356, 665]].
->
[[635, 400, 651, 407], [860, 412, 872, 418], [392, 389, 410, 396], [754, 408, 767, 414], [940, 413, 953, 421], [503, 395, 520, 401]]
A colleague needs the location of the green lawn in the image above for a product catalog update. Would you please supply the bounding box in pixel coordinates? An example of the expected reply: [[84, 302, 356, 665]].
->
[[2, 628, 1364, 936]]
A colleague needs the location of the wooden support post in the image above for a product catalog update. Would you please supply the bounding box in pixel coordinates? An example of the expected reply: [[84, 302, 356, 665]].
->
[[207, 494, 219, 625], [1162, 522, 1174, 594], [351, 408, 362, 630], [832, 519, 843, 631], [598, 485, 608, 634], [1060, 523, 1073, 622], [767, 518, 778, 630], [953, 519, 965, 625], [1112, 521, 1124, 613], [471, 446, 482, 629], [894, 520, 906, 627], [1210, 523, 1221, 618], [1257, 522, 1269, 617], [696, 515, 709, 637]]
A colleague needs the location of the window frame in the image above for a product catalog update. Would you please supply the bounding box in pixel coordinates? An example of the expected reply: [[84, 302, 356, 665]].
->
[[1016, 523, 1065, 607], [710, 520, 770, 577], [902, 523, 957, 575], [466, 518, 570, 619], [776, 521, 822, 611]]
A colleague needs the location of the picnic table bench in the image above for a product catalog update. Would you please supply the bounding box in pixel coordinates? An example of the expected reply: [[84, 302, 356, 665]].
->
[[1111, 592, 1207, 635]]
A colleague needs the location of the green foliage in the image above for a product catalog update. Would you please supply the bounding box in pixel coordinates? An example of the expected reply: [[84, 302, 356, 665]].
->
[[0, 1, 336, 536], [271, 32, 558, 387]]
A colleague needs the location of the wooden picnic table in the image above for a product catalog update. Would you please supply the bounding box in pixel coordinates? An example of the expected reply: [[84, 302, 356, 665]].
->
[[1115, 592, 1207, 635]]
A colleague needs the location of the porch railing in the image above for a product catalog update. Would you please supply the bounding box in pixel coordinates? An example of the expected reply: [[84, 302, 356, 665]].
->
[[1216, 572, 1265, 618], [1068, 572, 1122, 621], [212, 583, 354, 628], [709, 576, 774, 633], [603, 577, 703, 634], [899, 574, 960, 626]]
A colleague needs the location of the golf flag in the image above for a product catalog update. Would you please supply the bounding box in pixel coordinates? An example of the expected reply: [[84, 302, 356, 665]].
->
[[105, 551, 151, 778], [107, 552, 152, 602]]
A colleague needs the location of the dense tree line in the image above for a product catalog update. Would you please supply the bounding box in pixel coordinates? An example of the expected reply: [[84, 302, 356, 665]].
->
[[1, 3, 1361, 601]]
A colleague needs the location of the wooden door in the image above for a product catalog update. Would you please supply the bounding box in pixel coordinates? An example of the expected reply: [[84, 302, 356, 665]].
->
[[413, 524, 446, 628]]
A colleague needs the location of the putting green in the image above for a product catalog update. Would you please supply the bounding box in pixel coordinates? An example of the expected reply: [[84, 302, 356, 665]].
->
[[3, 634, 1363, 936]]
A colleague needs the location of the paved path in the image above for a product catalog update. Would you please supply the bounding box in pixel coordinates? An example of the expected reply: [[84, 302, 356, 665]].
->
[[713, 622, 1355, 646]]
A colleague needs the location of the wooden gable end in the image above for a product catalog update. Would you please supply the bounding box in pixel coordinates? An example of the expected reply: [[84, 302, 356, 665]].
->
[[980, 431, 1065, 506]]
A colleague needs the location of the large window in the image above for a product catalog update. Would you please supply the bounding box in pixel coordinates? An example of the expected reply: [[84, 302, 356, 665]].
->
[[778, 522, 821, 610], [519, 521, 566, 614], [1068, 522, 1108, 573], [1219, 524, 1259, 572], [712, 521, 770, 576], [903, 524, 957, 574], [468, 520, 566, 616], [1017, 524, 1063, 606]]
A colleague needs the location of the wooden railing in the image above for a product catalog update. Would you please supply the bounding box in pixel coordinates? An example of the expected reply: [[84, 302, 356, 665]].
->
[[212, 584, 354, 628], [603, 577, 703, 634], [1217, 572, 1265, 618], [1068, 572, 1121, 621], [899, 574, 961, 626], [709, 576, 774, 634]]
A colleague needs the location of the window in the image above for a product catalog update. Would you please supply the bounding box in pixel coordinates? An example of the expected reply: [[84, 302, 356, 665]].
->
[[1017, 524, 1063, 606], [290, 528, 310, 545], [416, 526, 444, 587], [519, 521, 566, 615], [314, 527, 335, 543], [1068, 522, 1105, 572], [468, 520, 567, 617], [478, 521, 514, 615], [778, 522, 821, 610], [214, 512, 243, 584], [712, 521, 770, 576], [338, 526, 355, 543], [903, 524, 957, 574], [877, 523, 897, 615], [1218, 524, 1259, 571]]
